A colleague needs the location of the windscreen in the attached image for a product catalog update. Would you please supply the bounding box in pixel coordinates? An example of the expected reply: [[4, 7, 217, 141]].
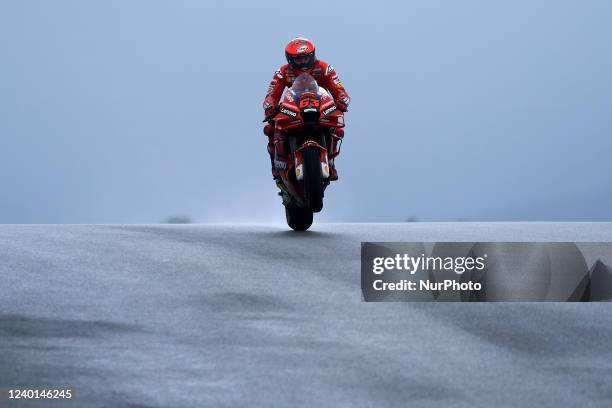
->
[[290, 73, 319, 96]]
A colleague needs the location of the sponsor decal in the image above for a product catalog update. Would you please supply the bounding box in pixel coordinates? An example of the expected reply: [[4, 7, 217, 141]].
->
[[274, 159, 288, 170], [326, 65, 334, 75], [321, 162, 329, 178], [275, 69, 283, 79], [290, 119, 302, 125], [323, 105, 337, 115], [297, 45, 309, 53], [280, 107, 297, 117]]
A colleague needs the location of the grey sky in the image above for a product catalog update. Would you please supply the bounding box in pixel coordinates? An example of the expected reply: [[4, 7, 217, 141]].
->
[[1, 0, 611, 223]]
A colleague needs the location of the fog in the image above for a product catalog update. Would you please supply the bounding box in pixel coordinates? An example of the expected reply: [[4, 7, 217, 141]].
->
[[1, 0, 611, 223]]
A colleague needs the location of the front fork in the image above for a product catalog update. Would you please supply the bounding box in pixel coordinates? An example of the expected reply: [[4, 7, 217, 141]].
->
[[294, 141, 329, 181]]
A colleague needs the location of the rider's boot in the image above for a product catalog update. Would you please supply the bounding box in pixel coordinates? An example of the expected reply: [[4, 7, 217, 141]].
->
[[264, 123, 280, 180], [327, 127, 343, 181], [329, 161, 338, 181], [273, 132, 290, 197]]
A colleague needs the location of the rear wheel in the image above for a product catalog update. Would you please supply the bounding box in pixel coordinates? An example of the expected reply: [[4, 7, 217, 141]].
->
[[285, 203, 313, 231], [302, 147, 324, 213]]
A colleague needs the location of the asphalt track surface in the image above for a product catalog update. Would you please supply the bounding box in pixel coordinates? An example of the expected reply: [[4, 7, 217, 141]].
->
[[1, 223, 612, 408]]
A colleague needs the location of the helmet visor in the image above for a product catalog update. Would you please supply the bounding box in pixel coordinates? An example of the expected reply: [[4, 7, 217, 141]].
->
[[286, 51, 315, 71]]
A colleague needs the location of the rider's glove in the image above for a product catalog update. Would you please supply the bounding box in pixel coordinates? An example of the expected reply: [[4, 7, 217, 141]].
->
[[336, 101, 348, 112], [336, 96, 349, 112], [264, 101, 278, 121], [265, 107, 277, 120]]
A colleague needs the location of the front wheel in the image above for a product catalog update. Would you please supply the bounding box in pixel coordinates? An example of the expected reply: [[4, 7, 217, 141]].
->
[[302, 147, 324, 213], [285, 203, 313, 231]]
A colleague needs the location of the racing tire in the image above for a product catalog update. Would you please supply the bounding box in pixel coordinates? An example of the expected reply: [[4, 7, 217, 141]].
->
[[302, 147, 324, 213], [285, 203, 313, 231]]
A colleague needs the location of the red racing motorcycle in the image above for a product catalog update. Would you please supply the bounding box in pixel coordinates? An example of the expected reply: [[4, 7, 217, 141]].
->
[[268, 73, 345, 231]]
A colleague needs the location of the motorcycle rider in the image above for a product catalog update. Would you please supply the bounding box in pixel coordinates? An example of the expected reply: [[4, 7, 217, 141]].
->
[[263, 37, 350, 181]]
